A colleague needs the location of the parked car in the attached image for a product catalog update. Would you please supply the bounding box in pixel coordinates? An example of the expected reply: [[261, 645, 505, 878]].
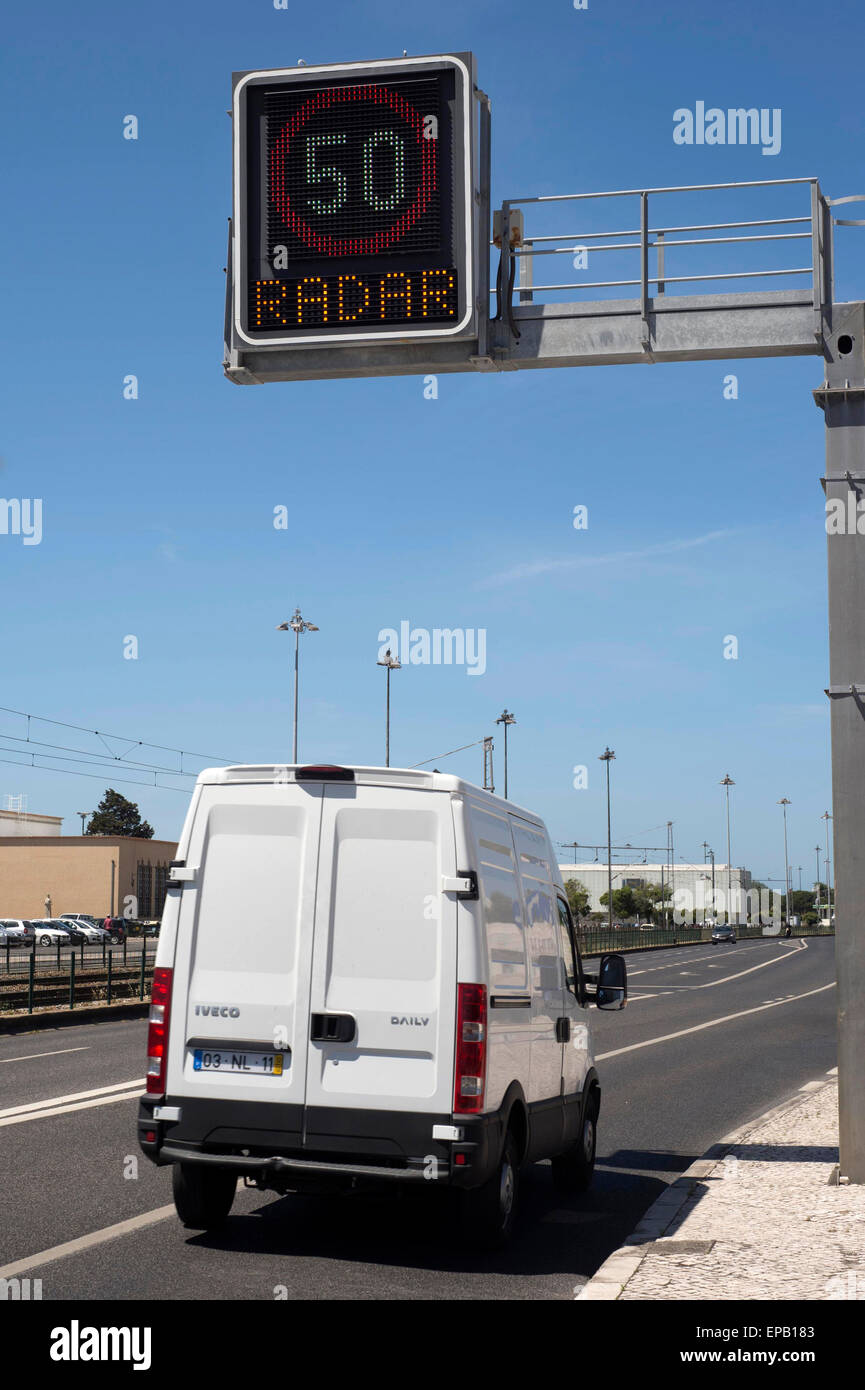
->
[[0, 920, 33, 948], [59, 913, 103, 929], [58, 919, 105, 943], [140, 762, 628, 1248], [49, 919, 88, 944], [30, 920, 73, 946], [711, 923, 737, 945]]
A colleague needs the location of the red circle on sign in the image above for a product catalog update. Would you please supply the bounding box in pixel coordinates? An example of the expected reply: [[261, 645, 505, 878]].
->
[[269, 83, 436, 258]]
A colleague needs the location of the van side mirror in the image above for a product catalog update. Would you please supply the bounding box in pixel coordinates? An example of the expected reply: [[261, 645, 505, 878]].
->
[[595, 953, 627, 1010]]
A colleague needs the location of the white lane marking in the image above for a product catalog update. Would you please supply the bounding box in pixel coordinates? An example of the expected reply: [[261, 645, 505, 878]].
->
[[627, 944, 772, 976], [596, 982, 834, 1061], [0, 1047, 89, 1064], [0, 1077, 144, 1120], [0, 1089, 143, 1128], [0, 1205, 177, 1280], [626, 942, 808, 993]]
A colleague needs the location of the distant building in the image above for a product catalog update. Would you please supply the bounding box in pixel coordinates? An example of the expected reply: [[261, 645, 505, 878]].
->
[[0, 808, 62, 837], [0, 835, 177, 921], [559, 862, 752, 915]]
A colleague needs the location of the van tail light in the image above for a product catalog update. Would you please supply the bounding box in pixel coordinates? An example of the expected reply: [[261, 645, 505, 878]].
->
[[145, 966, 173, 1096], [454, 983, 487, 1114]]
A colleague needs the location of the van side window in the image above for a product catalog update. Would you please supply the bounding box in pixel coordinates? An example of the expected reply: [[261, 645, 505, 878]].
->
[[556, 897, 584, 1002]]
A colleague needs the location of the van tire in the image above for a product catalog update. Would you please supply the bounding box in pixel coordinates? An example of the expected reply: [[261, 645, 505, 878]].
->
[[172, 1162, 237, 1230], [460, 1130, 520, 1251], [551, 1092, 598, 1194]]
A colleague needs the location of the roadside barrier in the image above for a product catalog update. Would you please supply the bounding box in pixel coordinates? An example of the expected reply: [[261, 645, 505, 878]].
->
[[0, 941, 158, 1015], [578, 923, 835, 956]]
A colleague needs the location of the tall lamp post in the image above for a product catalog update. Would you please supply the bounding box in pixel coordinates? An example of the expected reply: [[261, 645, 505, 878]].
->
[[376, 649, 401, 767], [496, 710, 516, 799], [599, 748, 616, 936], [778, 798, 792, 928], [815, 844, 823, 918], [821, 811, 833, 923], [77, 811, 90, 835], [720, 775, 735, 924], [277, 608, 319, 763]]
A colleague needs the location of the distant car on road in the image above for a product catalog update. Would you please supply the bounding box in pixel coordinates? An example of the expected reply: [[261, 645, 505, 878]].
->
[[637, 922, 655, 932], [711, 924, 737, 945]]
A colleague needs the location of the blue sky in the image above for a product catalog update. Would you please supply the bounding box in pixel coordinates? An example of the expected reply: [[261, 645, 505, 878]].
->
[[2, 0, 862, 887]]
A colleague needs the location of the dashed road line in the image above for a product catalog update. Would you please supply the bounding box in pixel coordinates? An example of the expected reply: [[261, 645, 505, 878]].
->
[[0, 1047, 89, 1064], [596, 982, 834, 1062]]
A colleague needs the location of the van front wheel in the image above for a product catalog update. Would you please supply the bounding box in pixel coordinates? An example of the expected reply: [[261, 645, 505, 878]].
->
[[172, 1162, 237, 1230], [460, 1131, 520, 1251]]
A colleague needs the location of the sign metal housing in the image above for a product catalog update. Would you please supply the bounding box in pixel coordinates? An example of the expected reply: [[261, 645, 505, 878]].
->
[[227, 52, 480, 376]]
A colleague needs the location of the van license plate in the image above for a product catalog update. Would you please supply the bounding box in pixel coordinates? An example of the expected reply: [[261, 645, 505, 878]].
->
[[193, 1049, 284, 1076]]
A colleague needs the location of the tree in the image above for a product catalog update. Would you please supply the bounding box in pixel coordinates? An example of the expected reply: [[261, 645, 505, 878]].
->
[[564, 878, 591, 921], [789, 889, 819, 918], [599, 886, 640, 920], [86, 789, 154, 839]]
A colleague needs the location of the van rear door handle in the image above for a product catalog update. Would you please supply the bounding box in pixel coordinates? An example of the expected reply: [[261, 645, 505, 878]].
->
[[310, 1014, 356, 1044], [556, 1017, 571, 1043]]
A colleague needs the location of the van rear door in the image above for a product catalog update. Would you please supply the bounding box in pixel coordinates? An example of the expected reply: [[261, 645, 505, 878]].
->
[[165, 781, 321, 1116], [303, 782, 457, 1131]]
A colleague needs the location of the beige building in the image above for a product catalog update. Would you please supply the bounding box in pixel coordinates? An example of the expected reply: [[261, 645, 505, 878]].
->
[[0, 808, 63, 837], [0, 836, 178, 921]]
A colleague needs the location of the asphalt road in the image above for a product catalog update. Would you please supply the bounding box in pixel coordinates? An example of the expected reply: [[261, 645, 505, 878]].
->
[[0, 935, 836, 1300]]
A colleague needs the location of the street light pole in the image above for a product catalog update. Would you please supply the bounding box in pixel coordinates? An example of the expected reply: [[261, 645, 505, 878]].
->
[[496, 710, 516, 799], [822, 811, 833, 922], [815, 844, 823, 917], [376, 649, 401, 767], [778, 799, 792, 928], [720, 775, 735, 924], [276, 608, 319, 763], [77, 812, 89, 835], [599, 748, 616, 936]]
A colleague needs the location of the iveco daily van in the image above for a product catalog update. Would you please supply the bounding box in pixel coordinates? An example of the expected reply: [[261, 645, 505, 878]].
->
[[138, 764, 626, 1248]]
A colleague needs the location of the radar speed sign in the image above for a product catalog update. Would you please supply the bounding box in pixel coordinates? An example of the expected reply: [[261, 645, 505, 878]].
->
[[231, 54, 478, 350]]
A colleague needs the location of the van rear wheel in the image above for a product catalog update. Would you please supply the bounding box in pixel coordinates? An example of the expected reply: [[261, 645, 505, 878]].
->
[[551, 1092, 598, 1194], [172, 1162, 237, 1230], [460, 1131, 520, 1251]]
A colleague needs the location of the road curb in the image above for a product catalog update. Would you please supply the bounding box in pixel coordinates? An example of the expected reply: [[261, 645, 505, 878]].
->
[[0, 1001, 150, 1036], [577, 1068, 838, 1301]]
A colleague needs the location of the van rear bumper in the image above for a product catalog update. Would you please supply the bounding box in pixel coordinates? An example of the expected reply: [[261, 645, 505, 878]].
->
[[138, 1095, 501, 1190]]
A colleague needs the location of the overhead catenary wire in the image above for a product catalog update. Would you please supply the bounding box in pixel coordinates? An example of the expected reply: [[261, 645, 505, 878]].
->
[[0, 732, 203, 780], [411, 737, 489, 769], [0, 704, 238, 768], [0, 754, 193, 795]]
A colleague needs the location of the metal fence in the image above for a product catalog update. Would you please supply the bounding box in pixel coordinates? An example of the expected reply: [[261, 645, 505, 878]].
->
[[0, 941, 158, 1015], [496, 176, 832, 317], [578, 922, 835, 957]]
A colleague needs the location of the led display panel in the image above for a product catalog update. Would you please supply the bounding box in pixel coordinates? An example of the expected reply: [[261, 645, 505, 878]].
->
[[232, 56, 475, 347]]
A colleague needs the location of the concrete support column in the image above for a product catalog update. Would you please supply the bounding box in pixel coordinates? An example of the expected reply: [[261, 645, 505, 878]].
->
[[815, 301, 865, 1181]]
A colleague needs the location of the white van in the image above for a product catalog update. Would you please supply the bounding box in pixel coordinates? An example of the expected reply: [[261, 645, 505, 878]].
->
[[138, 764, 626, 1248]]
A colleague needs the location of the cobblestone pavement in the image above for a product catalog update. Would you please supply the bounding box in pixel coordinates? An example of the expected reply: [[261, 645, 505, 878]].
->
[[592, 1074, 865, 1301]]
